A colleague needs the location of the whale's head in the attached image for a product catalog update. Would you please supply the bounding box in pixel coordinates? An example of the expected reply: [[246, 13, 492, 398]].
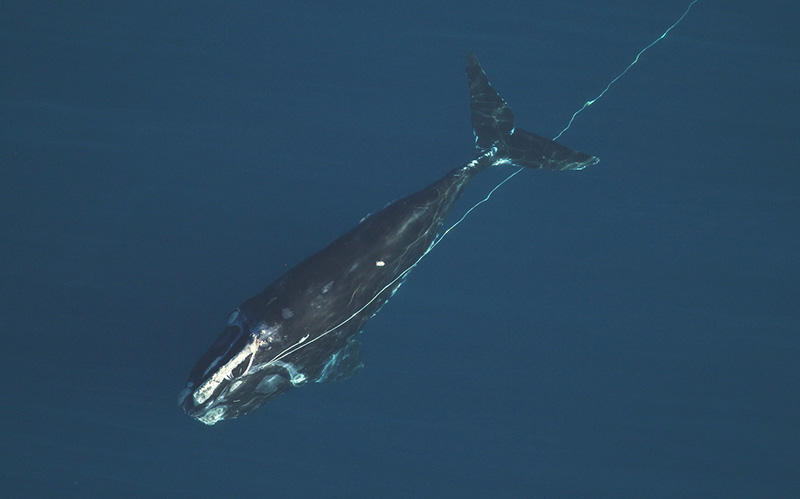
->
[[178, 310, 295, 425]]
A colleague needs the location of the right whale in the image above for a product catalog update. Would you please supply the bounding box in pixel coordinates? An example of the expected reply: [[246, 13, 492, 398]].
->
[[178, 54, 599, 425]]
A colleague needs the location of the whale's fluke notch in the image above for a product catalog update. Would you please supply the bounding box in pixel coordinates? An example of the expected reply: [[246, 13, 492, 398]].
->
[[466, 54, 599, 171]]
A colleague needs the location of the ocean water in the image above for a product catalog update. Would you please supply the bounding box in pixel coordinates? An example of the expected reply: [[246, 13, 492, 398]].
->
[[2, 1, 798, 497]]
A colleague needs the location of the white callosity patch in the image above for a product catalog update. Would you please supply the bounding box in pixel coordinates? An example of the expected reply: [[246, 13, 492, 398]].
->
[[199, 406, 226, 426], [192, 336, 259, 406], [228, 379, 243, 394], [192, 322, 289, 410], [254, 323, 282, 345], [281, 308, 294, 319]]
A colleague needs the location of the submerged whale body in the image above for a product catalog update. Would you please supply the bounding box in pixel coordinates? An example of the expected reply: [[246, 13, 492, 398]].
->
[[179, 55, 598, 425]]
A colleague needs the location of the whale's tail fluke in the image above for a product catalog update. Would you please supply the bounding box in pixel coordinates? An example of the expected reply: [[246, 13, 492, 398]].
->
[[466, 54, 599, 171]]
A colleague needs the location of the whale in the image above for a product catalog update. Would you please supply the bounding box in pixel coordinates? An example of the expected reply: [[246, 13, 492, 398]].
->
[[179, 54, 598, 425]]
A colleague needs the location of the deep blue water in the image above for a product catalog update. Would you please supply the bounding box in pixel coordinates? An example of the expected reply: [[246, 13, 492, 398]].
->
[[2, 1, 798, 497]]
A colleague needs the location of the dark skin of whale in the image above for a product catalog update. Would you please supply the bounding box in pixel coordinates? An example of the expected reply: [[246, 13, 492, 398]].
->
[[179, 55, 598, 425]]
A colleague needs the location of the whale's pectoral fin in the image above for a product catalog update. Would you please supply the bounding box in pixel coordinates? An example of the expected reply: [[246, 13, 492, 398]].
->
[[466, 53, 599, 171], [316, 337, 364, 383]]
